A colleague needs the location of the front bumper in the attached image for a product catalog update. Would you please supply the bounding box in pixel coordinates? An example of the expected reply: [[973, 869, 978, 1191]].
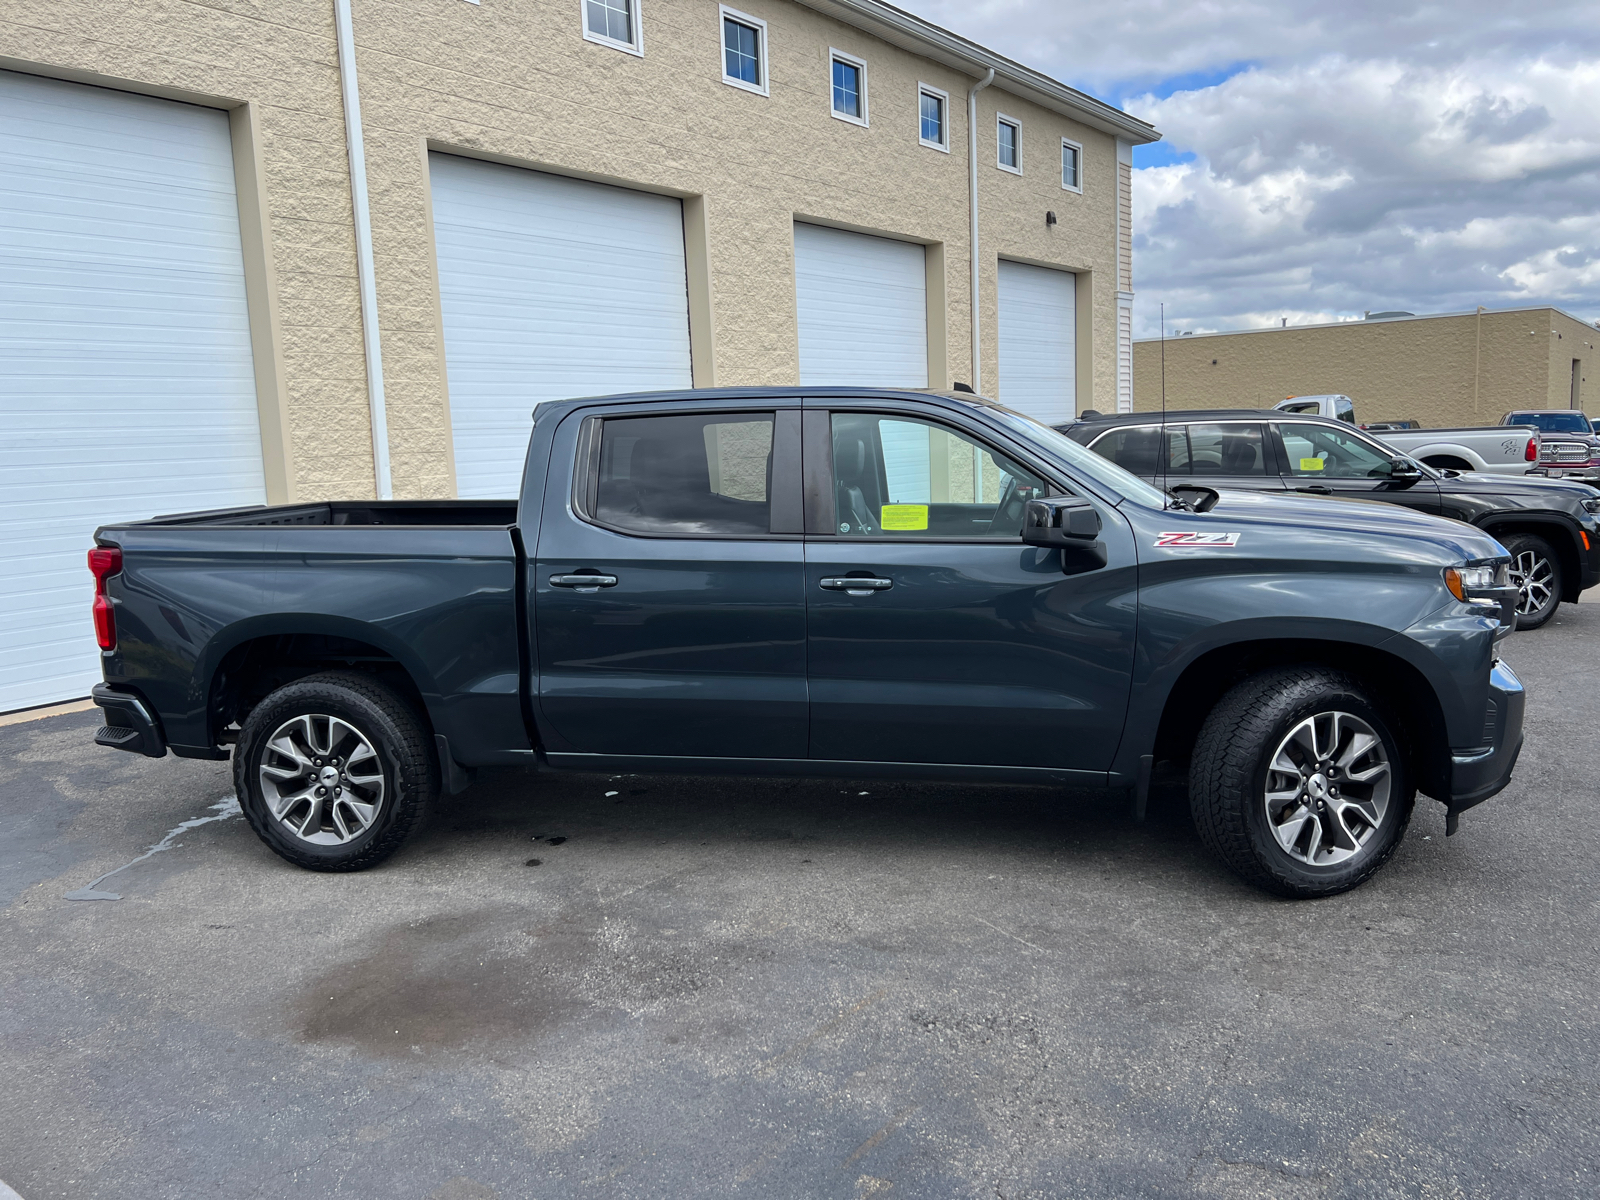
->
[[91, 683, 168, 758], [1446, 660, 1524, 829]]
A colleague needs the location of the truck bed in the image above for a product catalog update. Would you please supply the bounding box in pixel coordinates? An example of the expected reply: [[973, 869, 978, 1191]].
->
[[136, 499, 520, 528]]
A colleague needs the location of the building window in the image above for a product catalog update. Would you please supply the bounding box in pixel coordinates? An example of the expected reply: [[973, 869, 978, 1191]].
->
[[719, 7, 767, 95], [918, 84, 949, 151], [997, 115, 1021, 173], [830, 50, 868, 125], [583, 0, 642, 55], [1061, 138, 1083, 192]]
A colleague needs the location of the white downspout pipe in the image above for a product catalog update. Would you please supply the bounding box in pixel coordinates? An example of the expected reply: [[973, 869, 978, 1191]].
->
[[966, 67, 995, 394], [333, 0, 393, 499]]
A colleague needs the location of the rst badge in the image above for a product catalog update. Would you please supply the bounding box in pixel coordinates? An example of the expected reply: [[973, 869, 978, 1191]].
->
[[1156, 531, 1242, 548]]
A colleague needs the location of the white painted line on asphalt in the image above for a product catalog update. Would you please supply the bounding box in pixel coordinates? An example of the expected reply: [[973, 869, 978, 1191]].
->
[[1, 1177, 26, 1199], [64, 796, 242, 902]]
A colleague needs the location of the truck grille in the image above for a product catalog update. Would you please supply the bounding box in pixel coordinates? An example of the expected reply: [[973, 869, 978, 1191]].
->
[[1540, 442, 1590, 464]]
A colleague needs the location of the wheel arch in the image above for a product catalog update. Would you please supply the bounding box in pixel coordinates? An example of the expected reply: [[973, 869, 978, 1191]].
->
[[1479, 517, 1582, 602], [1129, 636, 1452, 802], [201, 616, 440, 747]]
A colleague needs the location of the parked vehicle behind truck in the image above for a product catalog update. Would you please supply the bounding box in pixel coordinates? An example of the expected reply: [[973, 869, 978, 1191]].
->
[[1370, 424, 1542, 476], [1500, 410, 1600, 480], [91, 388, 1526, 899], [1061, 408, 1600, 629]]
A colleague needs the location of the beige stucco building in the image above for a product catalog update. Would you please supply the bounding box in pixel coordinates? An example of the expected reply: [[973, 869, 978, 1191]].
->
[[2, 0, 1155, 503], [1132, 306, 1598, 427], [0, 0, 1157, 712]]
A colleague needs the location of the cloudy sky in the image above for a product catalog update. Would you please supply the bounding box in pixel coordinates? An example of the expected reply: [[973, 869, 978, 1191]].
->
[[899, 1, 1600, 338]]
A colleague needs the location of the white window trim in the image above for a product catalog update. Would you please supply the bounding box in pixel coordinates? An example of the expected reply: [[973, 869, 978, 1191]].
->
[[718, 5, 768, 97], [829, 48, 869, 127], [996, 112, 1022, 175], [917, 82, 950, 152], [580, 0, 644, 57], [1061, 136, 1084, 193]]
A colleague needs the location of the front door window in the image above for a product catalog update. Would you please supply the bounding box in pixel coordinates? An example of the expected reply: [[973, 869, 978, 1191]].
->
[[1275, 423, 1397, 479], [829, 412, 1046, 538]]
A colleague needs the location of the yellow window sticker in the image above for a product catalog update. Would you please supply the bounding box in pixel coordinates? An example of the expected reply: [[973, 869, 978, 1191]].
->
[[1299, 457, 1326, 471], [880, 504, 929, 531]]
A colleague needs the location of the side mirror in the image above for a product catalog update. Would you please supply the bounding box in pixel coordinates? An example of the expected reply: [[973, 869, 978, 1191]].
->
[[1022, 497, 1101, 546], [1387, 456, 1422, 482]]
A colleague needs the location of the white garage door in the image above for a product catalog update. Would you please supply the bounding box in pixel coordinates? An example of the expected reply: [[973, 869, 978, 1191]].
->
[[997, 259, 1076, 424], [0, 71, 265, 713], [794, 223, 927, 388], [428, 154, 694, 499]]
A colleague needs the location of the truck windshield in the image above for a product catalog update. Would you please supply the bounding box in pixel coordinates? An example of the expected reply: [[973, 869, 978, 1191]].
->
[[983, 407, 1170, 507], [1510, 412, 1591, 434]]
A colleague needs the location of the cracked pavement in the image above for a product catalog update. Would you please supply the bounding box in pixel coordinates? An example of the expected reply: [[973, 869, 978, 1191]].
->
[[1, 599, 1597, 1198]]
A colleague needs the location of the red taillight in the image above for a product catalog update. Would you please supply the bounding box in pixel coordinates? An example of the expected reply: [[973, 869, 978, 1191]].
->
[[1525, 436, 1538, 462], [88, 547, 122, 650]]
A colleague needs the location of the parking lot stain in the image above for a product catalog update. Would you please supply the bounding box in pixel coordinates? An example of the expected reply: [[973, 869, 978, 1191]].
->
[[292, 909, 587, 1058], [63, 795, 241, 901]]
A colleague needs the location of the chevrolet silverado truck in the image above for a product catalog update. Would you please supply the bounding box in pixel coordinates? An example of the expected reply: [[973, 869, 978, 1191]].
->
[[90, 388, 1526, 898], [1062, 408, 1600, 630]]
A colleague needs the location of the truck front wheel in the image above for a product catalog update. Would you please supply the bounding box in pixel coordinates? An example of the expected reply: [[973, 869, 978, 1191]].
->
[[1189, 668, 1414, 898], [234, 672, 438, 872]]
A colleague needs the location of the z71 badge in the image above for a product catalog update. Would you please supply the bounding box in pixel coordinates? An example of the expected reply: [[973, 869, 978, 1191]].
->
[[1155, 531, 1242, 548]]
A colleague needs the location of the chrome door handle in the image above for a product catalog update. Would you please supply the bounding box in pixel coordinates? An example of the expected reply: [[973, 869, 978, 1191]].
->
[[549, 573, 618, 590], [820, 576, 893, 594]]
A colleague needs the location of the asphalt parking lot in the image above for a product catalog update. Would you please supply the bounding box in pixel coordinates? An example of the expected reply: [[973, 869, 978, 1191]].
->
[[2, 602, 1597, 1200]]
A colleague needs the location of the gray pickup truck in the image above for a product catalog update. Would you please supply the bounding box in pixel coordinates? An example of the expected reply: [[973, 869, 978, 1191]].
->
[[89, 387, 1525, 898]]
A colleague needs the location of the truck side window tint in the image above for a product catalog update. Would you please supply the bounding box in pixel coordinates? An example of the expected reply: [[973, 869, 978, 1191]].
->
[[1183, 423, 1266, 475], [594, 413, 774, 535], [1273, 423, 1394, 478], [830, 413, 1046, 537]]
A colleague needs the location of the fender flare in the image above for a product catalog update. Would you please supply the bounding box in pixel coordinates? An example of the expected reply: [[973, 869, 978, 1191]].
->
[[1110, 615, 1462, 782]]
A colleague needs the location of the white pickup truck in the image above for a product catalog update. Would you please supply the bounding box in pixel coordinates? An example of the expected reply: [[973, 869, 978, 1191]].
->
[[1273, 396, 1539, 476]]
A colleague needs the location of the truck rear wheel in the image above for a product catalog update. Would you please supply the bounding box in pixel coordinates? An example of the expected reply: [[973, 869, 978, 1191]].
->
[[1502, 533, 1561, 630], [234, 672, 437, 872], [1189, 668, 1414, 898]]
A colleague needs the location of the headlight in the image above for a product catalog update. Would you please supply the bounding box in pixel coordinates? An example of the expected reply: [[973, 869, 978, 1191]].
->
[[1580, 497, 1600, 515], [1444, 563, 1508, 603]]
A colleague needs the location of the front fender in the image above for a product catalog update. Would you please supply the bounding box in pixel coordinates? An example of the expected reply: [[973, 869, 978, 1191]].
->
[[1111, 568, 1494, 781]]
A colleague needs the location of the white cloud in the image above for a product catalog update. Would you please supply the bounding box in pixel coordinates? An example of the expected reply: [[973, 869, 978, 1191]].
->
[[896, 2, 1600, 337]]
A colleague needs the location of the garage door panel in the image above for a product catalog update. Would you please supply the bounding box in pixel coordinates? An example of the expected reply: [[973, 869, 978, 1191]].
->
[[997, 259, 1076, 426], [429, 153, 693, 500], [0, 70, 265, 712], [794, 223, 928, 388]]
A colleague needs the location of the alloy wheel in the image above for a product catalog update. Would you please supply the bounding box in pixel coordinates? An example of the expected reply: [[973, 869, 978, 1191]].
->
[[1508, 549, 1555, 617], [1263, 711, 1391, 867], [257, 713, 385, 845]]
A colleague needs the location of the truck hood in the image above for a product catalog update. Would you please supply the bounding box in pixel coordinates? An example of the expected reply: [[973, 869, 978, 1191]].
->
[[1198, 487, 1509, 562]]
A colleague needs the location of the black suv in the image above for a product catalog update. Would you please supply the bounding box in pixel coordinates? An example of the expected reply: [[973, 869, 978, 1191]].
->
[[1061, 409, 1600, 630]]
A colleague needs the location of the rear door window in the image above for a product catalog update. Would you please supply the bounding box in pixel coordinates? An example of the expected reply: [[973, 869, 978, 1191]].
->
[[829, 412, 1047, 538], [592, 412, 774, 535], [1175, 423, 1267, 476]]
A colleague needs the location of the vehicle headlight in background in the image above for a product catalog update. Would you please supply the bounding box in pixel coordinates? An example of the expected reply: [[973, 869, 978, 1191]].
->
[[1580, 497, 1600, 516], [1445, 563, 1507, 604]]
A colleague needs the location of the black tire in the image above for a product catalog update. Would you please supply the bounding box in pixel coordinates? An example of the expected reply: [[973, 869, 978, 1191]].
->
[[1190, 667, 1414, 899], [234, 671, 437, 872], [1502, 533, 1562, 630]]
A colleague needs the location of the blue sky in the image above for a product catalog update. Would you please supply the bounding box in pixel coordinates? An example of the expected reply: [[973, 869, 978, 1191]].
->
[[898, 1, 1600, 338]]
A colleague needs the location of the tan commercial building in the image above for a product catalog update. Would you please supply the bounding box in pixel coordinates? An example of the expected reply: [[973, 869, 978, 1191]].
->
[[0, 0, 1155, 711], [1132, 306, 1598, 427]]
